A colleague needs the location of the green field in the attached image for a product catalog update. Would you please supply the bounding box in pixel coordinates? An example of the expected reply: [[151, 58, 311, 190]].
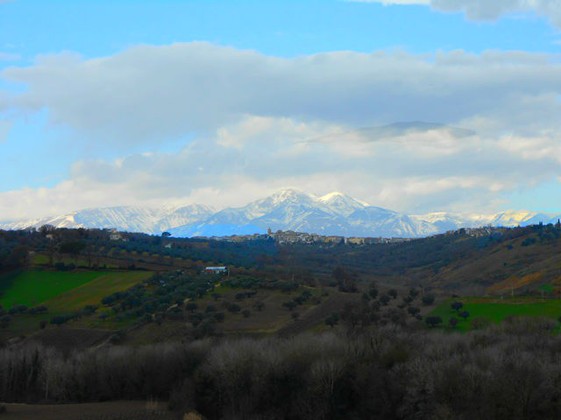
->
[[0, 270, 107, 308], [0, 270, 153, 336], [0, 270, 152, 310], [430, 297, 561, 331]]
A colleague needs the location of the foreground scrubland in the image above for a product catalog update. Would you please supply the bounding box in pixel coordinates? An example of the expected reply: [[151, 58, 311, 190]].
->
[[1, 317, 560, 420]]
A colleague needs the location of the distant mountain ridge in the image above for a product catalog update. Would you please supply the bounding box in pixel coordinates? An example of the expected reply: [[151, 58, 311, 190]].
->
[[1, 189, 559, 238], [0, 204, 215, 234]]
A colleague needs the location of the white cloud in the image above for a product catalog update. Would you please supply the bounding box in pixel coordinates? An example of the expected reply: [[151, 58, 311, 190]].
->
[[351, 0, 561, 27], [3, 43, 561, 149]]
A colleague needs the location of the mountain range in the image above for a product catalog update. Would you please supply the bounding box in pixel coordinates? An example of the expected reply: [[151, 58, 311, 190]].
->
[[0, 189, 558, 238]]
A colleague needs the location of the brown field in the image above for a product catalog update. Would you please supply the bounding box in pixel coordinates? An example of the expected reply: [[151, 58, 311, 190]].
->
[[1, 400, 177, 420], [122, 320, 191, 346], [430, 235, 561, 294], [487, 272, 544, 294], [26, 327, 112, 352]]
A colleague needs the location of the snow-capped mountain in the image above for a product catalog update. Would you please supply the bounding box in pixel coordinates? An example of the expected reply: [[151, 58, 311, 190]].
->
[[0, 189, 558, 238], [166, 190, 557, 238], [0, 205, 214, 234]]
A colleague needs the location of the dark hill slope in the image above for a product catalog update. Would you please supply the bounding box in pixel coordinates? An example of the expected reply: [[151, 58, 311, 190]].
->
[[279, 225, 561, 294]]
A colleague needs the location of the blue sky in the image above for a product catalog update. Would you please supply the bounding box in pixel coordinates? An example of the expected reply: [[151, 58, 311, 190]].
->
[[1, 0, 561, 219]]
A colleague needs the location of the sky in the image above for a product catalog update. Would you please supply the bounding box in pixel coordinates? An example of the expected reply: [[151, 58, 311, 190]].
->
[[1, 0, 561, 220]]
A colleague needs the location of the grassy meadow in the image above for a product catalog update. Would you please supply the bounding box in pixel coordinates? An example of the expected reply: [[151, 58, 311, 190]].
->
[[430, 296, 561, 331], [0, 270, 104, 308]]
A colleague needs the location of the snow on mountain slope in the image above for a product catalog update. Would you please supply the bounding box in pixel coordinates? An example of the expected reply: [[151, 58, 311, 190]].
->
[[155, 205, 215, 232], [72, 207, 161, 233], [0, 205, 213, 234], [349, 207, 437, 237], [318, 191, 367, 217], [412, 210, 554, 230], [0, 212, 86, 231], [411, 212, 492, 232], [490, 211, 552, 227]]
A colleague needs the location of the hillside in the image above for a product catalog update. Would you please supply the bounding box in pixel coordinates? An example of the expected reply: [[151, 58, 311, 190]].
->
[[1, 223, 561, 346]]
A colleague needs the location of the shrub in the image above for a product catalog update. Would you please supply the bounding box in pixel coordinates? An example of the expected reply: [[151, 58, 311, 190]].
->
[[425, 316, 443, 328], [227, 303, 241, 313], [325, 313, 339, 327], [421, 295, 435, 305], [407, 306, 420, 317]]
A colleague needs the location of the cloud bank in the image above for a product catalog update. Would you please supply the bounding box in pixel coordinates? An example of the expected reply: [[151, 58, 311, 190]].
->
[[2, 43, 561, 219], [3, 44, 561, 145]]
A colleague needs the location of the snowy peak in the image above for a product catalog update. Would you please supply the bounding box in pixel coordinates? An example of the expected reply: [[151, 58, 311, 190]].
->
[[318, 191, 346, 202], [238, 189, 316, 221], [269, 188, 312, 204], [257, 189, 316, 210], [319, 192, 368, 217]]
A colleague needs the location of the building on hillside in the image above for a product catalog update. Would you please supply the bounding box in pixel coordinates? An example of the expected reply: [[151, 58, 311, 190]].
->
[[322, 236, 345, 244], [108, 229, 128, 241], [204, 266, 228, 274], [345, 237, 382, 245]]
